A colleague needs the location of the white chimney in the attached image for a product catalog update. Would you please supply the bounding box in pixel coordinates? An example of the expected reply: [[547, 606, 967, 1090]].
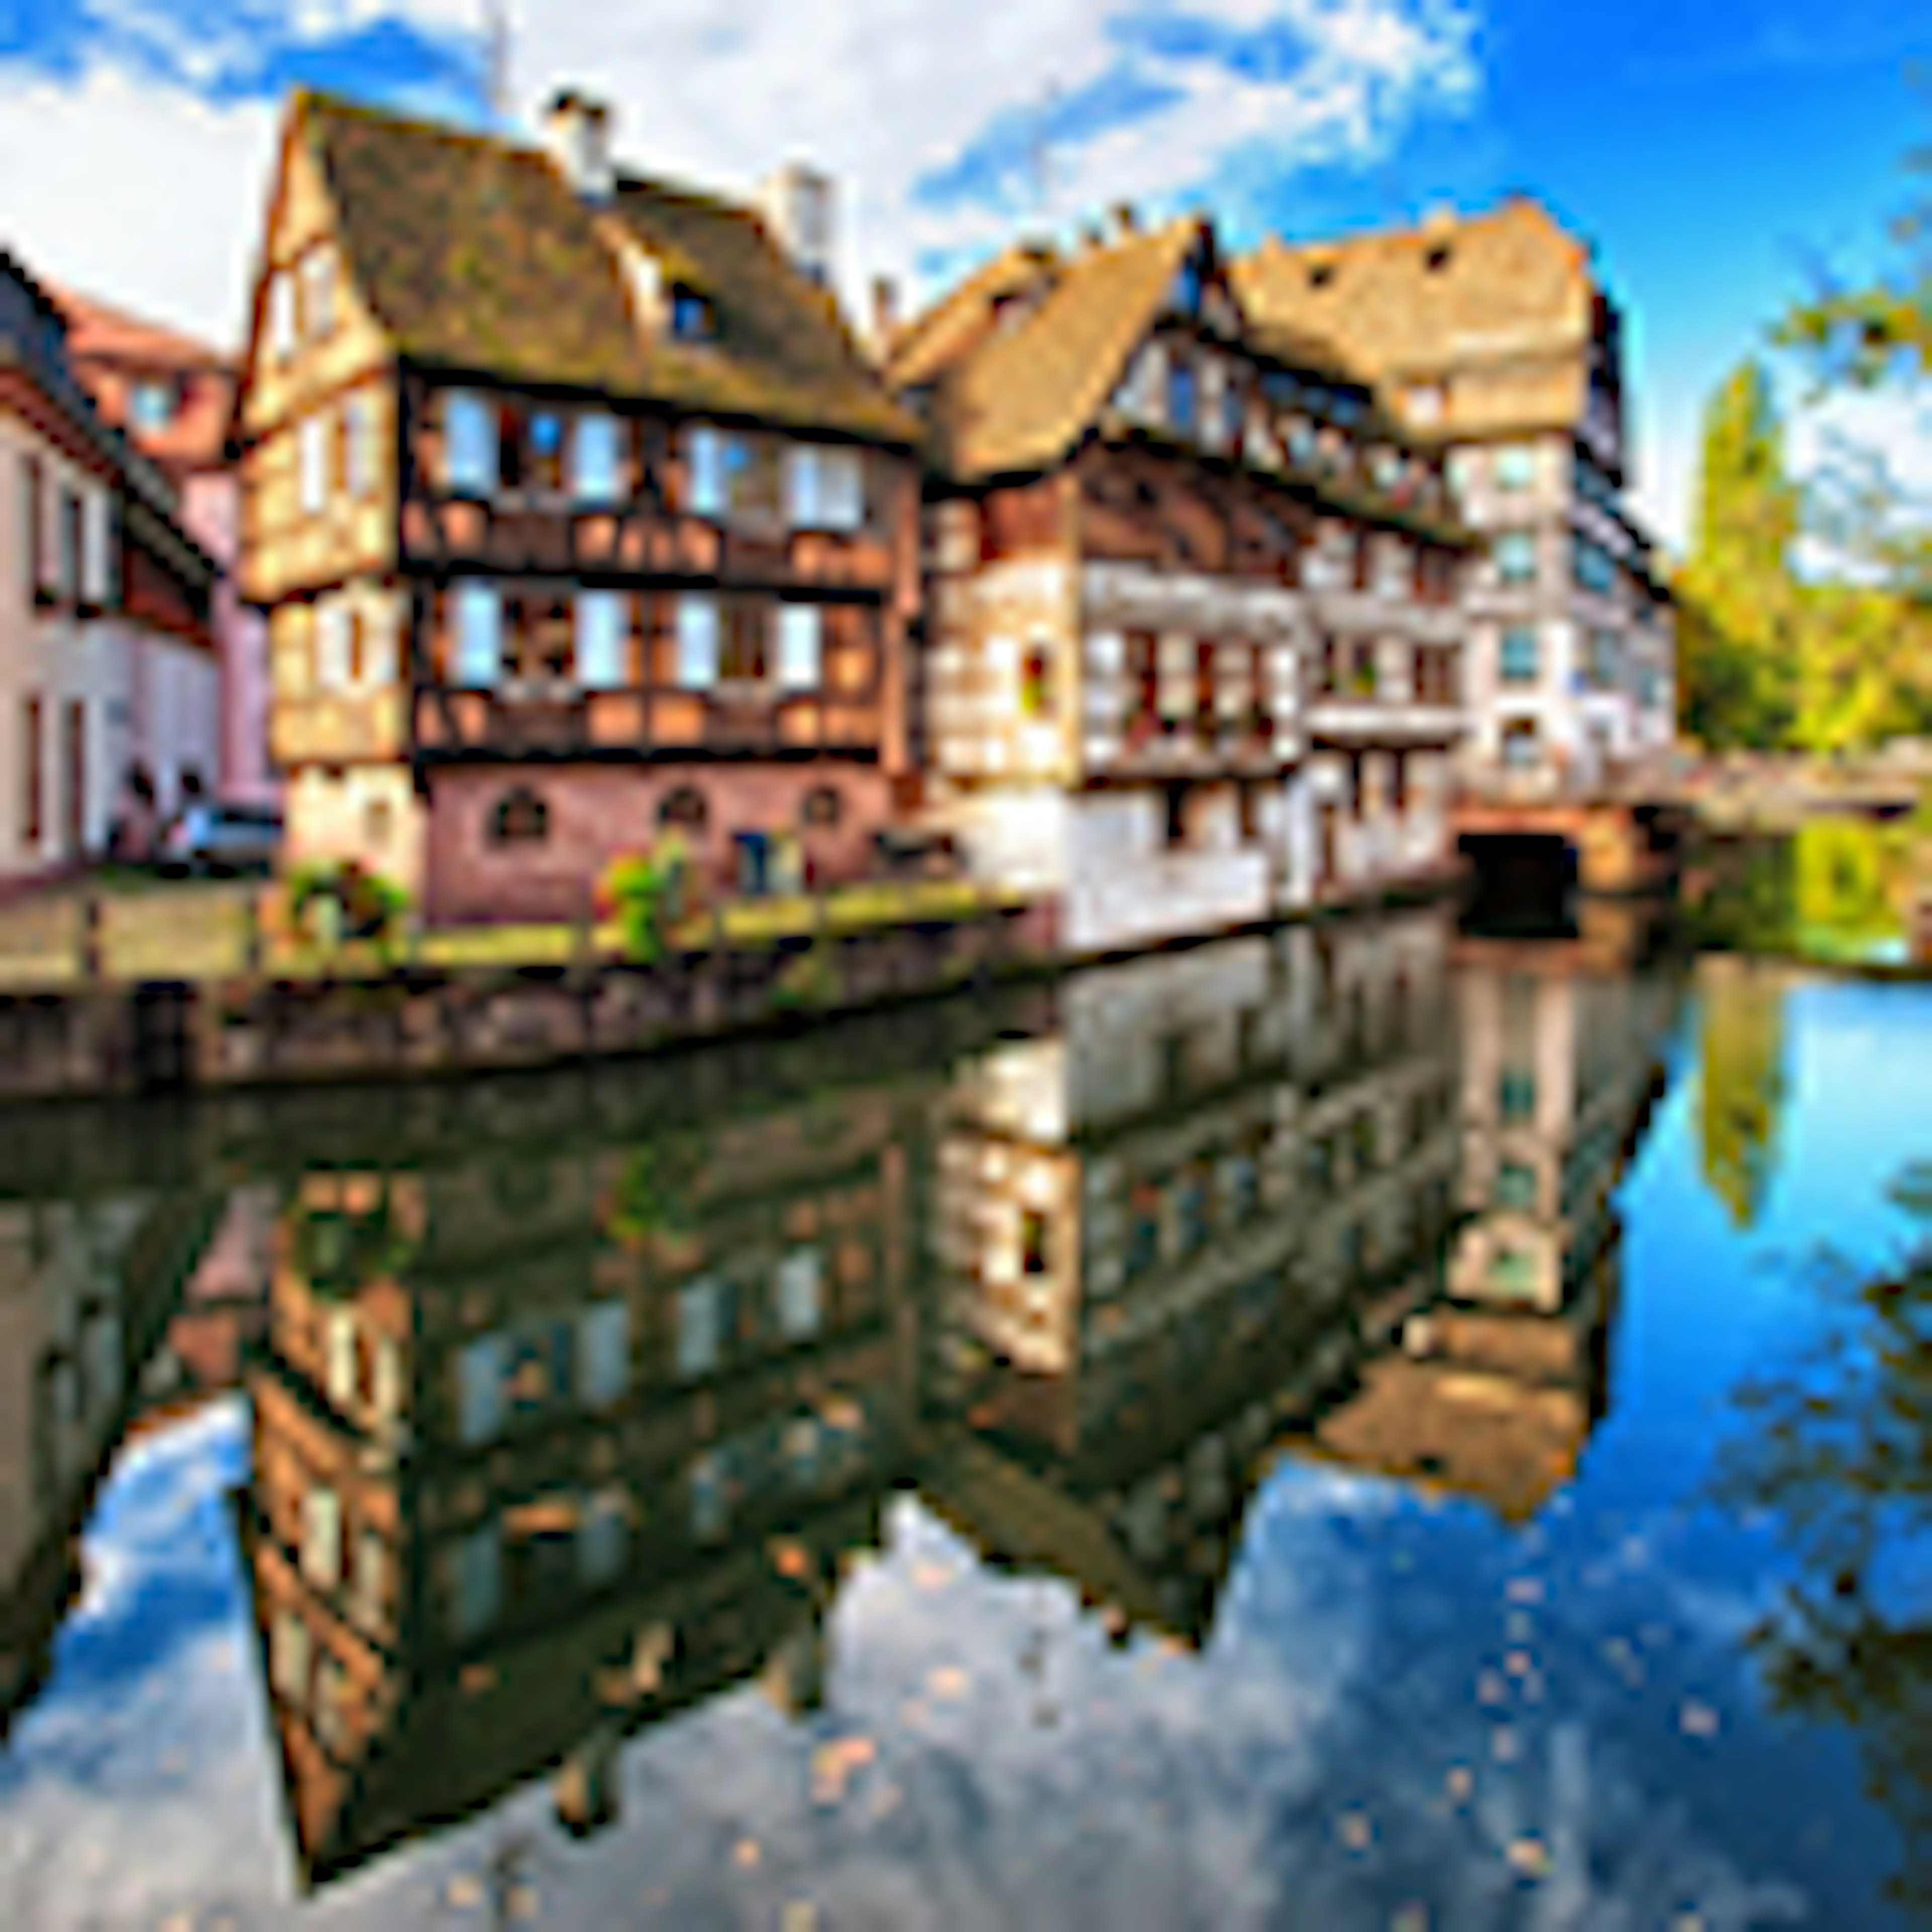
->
[[761, 162, 835, 289], [544, 88, 614, 200]]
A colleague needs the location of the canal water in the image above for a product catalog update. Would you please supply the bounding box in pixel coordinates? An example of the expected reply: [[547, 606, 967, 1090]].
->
[[3, 857, 1929, 1928]]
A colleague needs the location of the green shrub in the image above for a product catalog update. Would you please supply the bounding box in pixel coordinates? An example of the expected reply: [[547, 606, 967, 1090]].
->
[[597, 835, 689, 964]]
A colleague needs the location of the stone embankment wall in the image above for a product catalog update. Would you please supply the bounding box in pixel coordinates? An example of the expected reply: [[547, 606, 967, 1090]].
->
[[0, 901, 1061, 1102]]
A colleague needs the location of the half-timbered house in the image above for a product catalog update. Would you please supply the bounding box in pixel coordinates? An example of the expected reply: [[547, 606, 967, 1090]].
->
[[887, 211, 1473, 956], [234, 90, 924, 924]]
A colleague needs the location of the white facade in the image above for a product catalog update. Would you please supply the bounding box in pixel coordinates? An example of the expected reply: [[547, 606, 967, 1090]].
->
[[2, 392, 221, 882]]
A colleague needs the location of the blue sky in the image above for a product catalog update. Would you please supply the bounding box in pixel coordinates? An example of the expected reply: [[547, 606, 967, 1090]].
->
[[1, 0, 1926, 548]]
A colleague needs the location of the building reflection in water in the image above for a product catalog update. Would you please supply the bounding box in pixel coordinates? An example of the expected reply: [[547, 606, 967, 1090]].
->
[[924, 910, 1463, 1645], [1308, 901, 1681, 1521], [241, 1063, 933, 1887], [0, 899, 1688, 1901]]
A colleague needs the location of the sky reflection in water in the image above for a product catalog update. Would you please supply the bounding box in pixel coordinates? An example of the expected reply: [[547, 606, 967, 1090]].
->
[[3, 908, 1930, 1929]]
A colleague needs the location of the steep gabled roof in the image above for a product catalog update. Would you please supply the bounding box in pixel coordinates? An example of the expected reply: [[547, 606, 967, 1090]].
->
[[295, 93, 919, 446], [1232, 198, 1596, 387], [887, 216, 1205, 481]]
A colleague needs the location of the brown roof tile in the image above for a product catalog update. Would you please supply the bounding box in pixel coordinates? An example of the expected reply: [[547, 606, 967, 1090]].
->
[[1233, 198, 1596, 421], [888, 217, 1203, 481], [299, 93, 919, 447]]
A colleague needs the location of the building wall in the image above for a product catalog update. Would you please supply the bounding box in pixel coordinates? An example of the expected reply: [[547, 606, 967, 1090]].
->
[[182, 472, 275, 806], [414, 760, 899, 926]]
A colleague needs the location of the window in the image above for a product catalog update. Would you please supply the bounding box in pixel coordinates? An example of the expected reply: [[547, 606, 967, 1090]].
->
[[659, 785, 708, 831], [490, 785, 549, 845], [1587, 628, 1620, 689], [299, 414, 329, 513], [1573, 537, 1615, 596], [1494, 444, 1536, 492], [20, 455, 41, 602], [676, 595, 720, 688], [1499, 626, 1539, 685], [1493, 530, 1536, 586], [686, 426, 727, 516], [576, 591, 629, 689], [1499, 1068, 1537, 1122], [1170, 255, 1204, 315], [1020, 1208, 1051, 1277], [21, 697, 43, 848], [573, 413, 621, 502], [302, 1487, 343, 1591], [719, 599, 768, 681], [721, 437, 783, 522], [1019, 641, 1052, 718], [454, 583, 503, 687], [787, 445, 864, 530], [1496, 1159, 1538, 1212], [800, 784, 842, 828], [1390, 751, 1408, 814], [506, 593, 573, 684], [315, 600, 354, 690], [1168, 359, 1196, 436], [525, 410, 566, 492], [299, 248, 336, 343], [776, 603, 822, 691], [130, 380, 176, 434], [444, 391, 497, 494], [345, 393, 376, 501], [670, 288, 713, 341], [270, 1611, 311, 1705], [775, 1249, 823, 1340], [1501, 719, 1539, 770], [58, 491, 80, 601], [1162, 782, 1190, 851], [269, 272, 296, 362]]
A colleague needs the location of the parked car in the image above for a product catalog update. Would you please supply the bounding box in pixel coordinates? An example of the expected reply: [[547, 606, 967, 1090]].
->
[[157, 800, 283, 878]]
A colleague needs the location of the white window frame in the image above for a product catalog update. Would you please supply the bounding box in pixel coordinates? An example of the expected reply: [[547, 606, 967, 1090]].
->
[[345, 392, 376, 501], [454, 582, 502, 689], [775, 603, 822, 692], [302, 1486, 343, 1591], [298, 413, 329, 514], [315, 599, 353, 692], [576, 590, 628, 690], [676, 594, 720, 689], [444, 390, 496, 496], [686, 425, 727, 517], [572, 412, 622, 503]]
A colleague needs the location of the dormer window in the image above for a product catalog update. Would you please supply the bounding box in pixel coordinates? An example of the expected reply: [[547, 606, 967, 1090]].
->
[[670, 288, 714, 342], [130, 379, 176, 434]]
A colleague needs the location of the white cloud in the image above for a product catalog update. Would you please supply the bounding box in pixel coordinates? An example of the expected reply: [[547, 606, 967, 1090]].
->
[[0, 0, 1480, 344], [0, 61, 280, 349]]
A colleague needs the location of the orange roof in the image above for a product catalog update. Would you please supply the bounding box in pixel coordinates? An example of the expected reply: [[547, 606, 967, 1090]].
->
[[48, 284, 237, 473]]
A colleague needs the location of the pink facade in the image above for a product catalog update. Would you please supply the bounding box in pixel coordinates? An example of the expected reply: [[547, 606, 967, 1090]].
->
[[51, 286, 275, 809]]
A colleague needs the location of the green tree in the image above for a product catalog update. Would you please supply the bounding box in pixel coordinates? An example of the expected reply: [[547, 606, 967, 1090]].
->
[[1677, 362, 1801, 748], [1696, 952, 1789, 1229], [1776, 69, 1930, 607]]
